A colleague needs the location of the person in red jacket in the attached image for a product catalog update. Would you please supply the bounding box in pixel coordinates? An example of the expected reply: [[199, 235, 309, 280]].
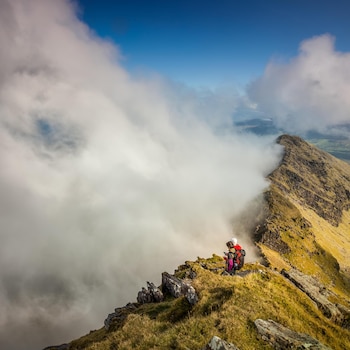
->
[[223, 237, 245, 275]]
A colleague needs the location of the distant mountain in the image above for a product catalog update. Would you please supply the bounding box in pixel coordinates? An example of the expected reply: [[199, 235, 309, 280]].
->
[[235, 117, 282, 136], [45, 135, 350, 350], [235, 118, 350, 162]]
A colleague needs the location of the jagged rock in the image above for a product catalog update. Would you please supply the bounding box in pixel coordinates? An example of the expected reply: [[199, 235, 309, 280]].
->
[[162, 272, 184, 298], [201, 335, 240, 350], [185, 284, 199, 305], [148, 281, 164, 302], [104, 302, 138, 330], [137, 286, 152, 304], [281, 268, 350, 329], [254, 203, 292, 254], [137, 281, 164, 304], [254, 319, 332, 349], [161, 272, 198, 305]]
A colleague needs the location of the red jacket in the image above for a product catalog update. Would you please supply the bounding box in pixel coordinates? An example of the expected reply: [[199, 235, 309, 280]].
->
[[234, 244, 242, 251]]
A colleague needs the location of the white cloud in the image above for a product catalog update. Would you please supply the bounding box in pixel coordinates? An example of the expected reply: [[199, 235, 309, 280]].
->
[[248, 34, 350, 134], [0, 1, 282, 349]]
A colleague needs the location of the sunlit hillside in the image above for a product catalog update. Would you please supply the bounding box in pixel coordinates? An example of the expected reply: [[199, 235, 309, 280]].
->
[[45, 135, 350, 350]]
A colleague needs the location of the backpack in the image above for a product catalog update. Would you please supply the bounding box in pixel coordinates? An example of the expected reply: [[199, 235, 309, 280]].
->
[[234, 248, 246, 270]]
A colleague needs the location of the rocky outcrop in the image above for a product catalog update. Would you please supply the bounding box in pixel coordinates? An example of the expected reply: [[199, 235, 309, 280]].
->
[[271, 135, 350, 226], [104, 303, 138, 330], [162, 272, 198, 305], [282, 268, 350, 329], [201, 335, 240, 350], [105, 272, 198, 331], [254, 319, 332, 349], [135, 272, 199, 306], [137, 281, 164, 304]]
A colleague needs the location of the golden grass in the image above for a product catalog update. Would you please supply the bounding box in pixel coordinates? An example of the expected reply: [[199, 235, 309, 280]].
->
[[258, 186, 349, 296], [68, 259, 350, 350], [258, 244, 291, 271], [296, 206, 350, 271]]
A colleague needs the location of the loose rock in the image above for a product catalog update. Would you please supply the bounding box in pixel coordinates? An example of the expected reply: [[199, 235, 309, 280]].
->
[[254, 319, 332, 349], [162, 272, 198, 305], [201, 335, 240, 350]]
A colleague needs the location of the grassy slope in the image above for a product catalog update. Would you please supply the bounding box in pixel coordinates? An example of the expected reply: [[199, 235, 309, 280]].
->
[[263, 136, 350, 289], [259, 185, 350, 303], [66, 256, 349, 350], [59, 136, 350, 350]]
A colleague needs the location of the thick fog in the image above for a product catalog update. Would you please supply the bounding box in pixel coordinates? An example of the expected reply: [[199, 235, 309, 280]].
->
[[0, 1, 282, 349], [248, 34, 350, 135]]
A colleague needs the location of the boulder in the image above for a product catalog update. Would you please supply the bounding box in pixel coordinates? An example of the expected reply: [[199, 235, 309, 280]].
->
[[137, 286, 152, 304], [137, 281, 164, 304], [147, 281, 164, 302], [282, 268, 350, 328], [201, 335, 240, 350], [254, 319, 332, 349], [161, 272, 198, 305], [104, 303, 138, 330], [185, 284, 199, 305]]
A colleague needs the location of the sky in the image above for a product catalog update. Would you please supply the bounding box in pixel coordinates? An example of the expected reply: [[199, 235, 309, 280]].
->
[[1, 1, 350, 349], [78, 0, 350, 88]]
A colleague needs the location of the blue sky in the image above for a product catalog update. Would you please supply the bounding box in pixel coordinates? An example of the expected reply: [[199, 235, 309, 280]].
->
[[77, 0, 350, 88], [1, 2, 350, 348]]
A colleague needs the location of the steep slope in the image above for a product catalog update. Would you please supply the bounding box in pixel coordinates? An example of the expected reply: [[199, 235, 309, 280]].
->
[[45, 135, 350, 350], [257, 135, 350, 293]]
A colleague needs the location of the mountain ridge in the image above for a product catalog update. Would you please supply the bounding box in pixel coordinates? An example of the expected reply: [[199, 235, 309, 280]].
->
[[257, 135, 350, 286], [45, 134, 350, 350]]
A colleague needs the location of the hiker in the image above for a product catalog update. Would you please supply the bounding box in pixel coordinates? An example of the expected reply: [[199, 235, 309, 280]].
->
[[223, 237, 245, 275]]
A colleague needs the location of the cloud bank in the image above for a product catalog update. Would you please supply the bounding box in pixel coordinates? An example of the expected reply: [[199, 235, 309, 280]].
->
[[0, 1, 281, 349], [248, 34, 350, 134]]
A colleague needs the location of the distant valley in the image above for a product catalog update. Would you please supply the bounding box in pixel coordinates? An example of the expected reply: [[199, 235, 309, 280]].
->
[[235, 118, 350, 163]]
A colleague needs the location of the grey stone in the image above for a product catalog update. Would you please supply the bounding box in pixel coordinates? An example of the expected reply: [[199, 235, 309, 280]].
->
[[137, 281, 164, 304], [282, 268, 350, 329], [254, 319, 332, 349], [104, 302, 137, 330], [161, 272, 199, 305], [201, 335, 240, 350]]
